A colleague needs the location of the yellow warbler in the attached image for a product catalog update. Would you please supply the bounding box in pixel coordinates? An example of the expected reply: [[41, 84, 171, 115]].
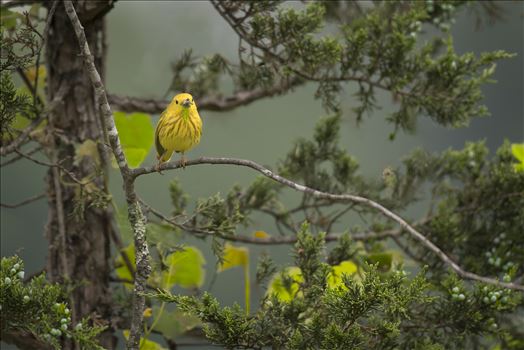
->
[[154, 92, 202, 170]]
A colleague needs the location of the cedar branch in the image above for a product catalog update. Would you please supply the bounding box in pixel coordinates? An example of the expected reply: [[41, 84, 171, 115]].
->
[[133, 157, 524, 292]]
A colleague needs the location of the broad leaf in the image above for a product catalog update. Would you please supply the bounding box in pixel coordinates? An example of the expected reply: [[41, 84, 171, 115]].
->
[[0, 8, 22, 30], [511, 143, 524, 172], [253, 230, 270, 239], [162, 246, 206, 289], [122, 330, 166, 350], [218, 244, 249, 272], [113, 111, 154, 168], [326, 260, 358, 289], [365, 251, 402, 271], [267, 266, 303, 302], [24, 66, 46, 93], [151, 306, 201, 341], [218, 244, 250, 312], [115, 244, 135, 289]]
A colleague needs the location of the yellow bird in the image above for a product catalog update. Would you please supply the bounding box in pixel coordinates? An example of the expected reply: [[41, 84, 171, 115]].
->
[[155, 92, 202, 171]]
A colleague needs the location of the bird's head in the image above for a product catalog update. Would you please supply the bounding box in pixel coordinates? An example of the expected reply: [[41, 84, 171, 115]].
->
[[173, 92, 194, 109]]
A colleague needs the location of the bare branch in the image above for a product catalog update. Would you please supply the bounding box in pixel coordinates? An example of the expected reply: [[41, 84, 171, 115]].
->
[[0, 145, 41, 166], [64, 1, 151, 349], [139, 197, 401, 245], [0, 192, 45, 208], [133, 157, 524, 291], [13, 148, 85, 185], [107, 78, 301, 114], [51, 159, 69, 280], [0, 0, 39, 8], [106, 94, 168, 115], [0, 329, 52, 350]]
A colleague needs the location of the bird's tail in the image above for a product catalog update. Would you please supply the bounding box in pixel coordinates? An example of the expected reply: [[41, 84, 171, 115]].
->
[[157, 150, 173, 163]]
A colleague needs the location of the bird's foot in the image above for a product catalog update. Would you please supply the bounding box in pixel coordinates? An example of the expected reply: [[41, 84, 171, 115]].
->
[[155, 161, 164, 175], [181, 155, 187, 169]]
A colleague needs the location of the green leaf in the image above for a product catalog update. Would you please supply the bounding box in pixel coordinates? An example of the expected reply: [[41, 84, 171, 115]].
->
[[28, 3, 41, 18], [115, 244, 135, 289], [253, 230, 270, 239], [122, 330, 166, 350], [10, 114, 31, 130], [218, 244, 250, 313], [511, 143, 524, 172], [113, 111, 154, 168], [365, 251, 402, 271], [218, 243, 249, 272], [267, 266, 303, 302], [151, 306, 201, 341], [24, 66, 46, 92], [163, 246, 206, 289], [326, 260, 358, 289], [0, 8, 22, 30]]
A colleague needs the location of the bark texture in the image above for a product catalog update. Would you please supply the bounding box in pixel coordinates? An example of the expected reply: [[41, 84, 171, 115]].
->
[[44, 1, 116, 348]]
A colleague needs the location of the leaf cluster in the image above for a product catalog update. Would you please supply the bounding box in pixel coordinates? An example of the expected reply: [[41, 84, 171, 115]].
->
[[167, 1, 513, 137], [390, 141, 524, 283], [0, 256, 105, 349], [0, 71, 33, 141], [149, 226, 521, 349], [1, 8, 44, 143]]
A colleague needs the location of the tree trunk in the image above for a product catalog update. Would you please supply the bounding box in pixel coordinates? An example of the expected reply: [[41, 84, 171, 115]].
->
[[45, 1, 116, 348]]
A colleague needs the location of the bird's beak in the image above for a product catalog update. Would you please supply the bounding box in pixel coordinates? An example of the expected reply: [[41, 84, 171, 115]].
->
[[182, 99, 192, 108]]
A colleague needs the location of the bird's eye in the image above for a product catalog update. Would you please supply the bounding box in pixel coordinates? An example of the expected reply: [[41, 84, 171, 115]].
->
[[175, 100, 178, 104]]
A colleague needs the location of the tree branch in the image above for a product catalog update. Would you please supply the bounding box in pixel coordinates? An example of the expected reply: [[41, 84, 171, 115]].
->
[[0, 0, 40, 8], [64, 1, 151, 349], [13, 148, 85, 185], [51, 156, 70, 281], [133, 157, 524, 291], [0, 145, 42, 166], [0, 192, 45, 208], [107, 78, 302, 114], [139, 197, 401, 245], [210, 1, 415, 103], [0, 82, 68, 157], [0, 329, 52, 350]]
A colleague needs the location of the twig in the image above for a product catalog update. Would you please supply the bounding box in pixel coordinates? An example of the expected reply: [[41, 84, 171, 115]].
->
[[0, 82, 68, 156], [31, 0, 58, 106], [51, 161, 69, 279], [107, 78, 301, 114], [0, 192, 46, 208], [0, 0, 39, 8], [140, 197, 401, 245], [13, 148, 85, 185], [16, 67, 44, 107], [210, 1, 413, 100], [64, 2, 151, 349], [0, 145, 41, 166], [133, 157, 524, 292]]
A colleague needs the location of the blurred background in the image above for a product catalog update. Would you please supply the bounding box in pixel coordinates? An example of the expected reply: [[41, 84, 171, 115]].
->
[[1, 1, 522, 348]]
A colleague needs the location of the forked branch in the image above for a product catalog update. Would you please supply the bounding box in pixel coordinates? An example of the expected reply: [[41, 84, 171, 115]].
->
[[107, 78, 301, 114], [133, 157, 524, 292], [64, 1, 150, 349]]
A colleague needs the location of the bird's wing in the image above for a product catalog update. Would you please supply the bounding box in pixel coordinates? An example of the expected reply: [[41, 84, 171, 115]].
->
[[155, 112, 166, 158]]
